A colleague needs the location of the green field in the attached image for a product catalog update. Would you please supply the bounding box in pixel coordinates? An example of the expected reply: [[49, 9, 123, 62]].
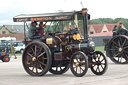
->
[[95, 46, 106, 53]]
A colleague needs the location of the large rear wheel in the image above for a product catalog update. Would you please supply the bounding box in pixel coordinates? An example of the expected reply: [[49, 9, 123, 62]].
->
[[22, 41, 52, 76]]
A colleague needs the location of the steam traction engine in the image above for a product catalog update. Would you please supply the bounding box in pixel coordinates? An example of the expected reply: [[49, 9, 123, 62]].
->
[[13, 8, 108, 77], [104, 29, 128, 64]]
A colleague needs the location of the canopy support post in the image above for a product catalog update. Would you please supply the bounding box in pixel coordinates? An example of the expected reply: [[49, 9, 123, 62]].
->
[[24, 22, 26, 42]]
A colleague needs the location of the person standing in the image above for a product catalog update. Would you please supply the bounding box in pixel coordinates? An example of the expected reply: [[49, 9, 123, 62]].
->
[[112, 25, 117, 36], [10, 44, 17, 59]]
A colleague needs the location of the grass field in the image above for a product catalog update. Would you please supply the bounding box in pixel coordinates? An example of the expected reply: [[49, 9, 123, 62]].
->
[[95, 46, 106, 53]]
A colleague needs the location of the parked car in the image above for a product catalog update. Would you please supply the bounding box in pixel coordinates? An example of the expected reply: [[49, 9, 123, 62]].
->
[[14, 43, 25, 53], [2, 41, 25, 53]]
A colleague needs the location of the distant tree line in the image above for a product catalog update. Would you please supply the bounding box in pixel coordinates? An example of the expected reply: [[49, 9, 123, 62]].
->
[[88, 18, 128, 29]]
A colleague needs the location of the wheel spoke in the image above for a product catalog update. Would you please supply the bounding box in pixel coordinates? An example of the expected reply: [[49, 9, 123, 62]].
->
[[31, 47, 35, 55], [27, 53, 34, 57], [38, 47, 43, 55], [96, 66, 98, 72], [38, 60, 46, 66], [119, 37, 122, 45], [39, 64, 43, 70], [36, 63, 38, 74], [76, 66, 78, 73], [35, 45, 37, 56], [60, 67, 62, 71], [92, 64, 96, 68], [117, 57, 120, 62], [37, 52, 46, 58], [100, 64, 104, 70], [114, 52, 120, 57], [79, 66, 84, 72], [112, 41, 119, 47], [100, 58, 104, 62], [118, 39, 121, 47], [119, 56, 123, 62], [76, 57, 80, 63], [124, 51, 128, 54], [56, 67, 58, 71], [122, 39, 127, 47], [124, 46, 128, 49], [98, 54, 101, 61], [122, 53, 128, 62], [32, 62, 36, 71], [98, 66, 100, 72]]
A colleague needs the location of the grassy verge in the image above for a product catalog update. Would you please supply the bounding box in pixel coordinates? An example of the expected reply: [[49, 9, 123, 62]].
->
[[95, 46, 106, 53]]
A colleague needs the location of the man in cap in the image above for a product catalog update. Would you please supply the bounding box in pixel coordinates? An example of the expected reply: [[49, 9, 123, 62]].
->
[[28, 21, 42, 40]]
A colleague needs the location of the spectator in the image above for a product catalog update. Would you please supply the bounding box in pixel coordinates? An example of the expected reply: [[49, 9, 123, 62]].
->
[[10, 44, 17, 59]]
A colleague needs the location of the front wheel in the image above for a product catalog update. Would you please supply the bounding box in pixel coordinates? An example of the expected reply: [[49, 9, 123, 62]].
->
[[90, 51, 108, 75], [22, 41, 52, 76], [70, 51, 88, 77]]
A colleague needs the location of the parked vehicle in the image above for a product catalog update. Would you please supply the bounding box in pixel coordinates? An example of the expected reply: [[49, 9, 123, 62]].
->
[[13, 8, 108, 77], [14, 43, 25, 53], [0, 43, 10, 62], [2, 41, 25, 53]]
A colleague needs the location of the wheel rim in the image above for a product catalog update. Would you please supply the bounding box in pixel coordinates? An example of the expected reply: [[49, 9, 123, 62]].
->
[[90, 51, 108, 75], [108, 35, 128, 64], [23, 42, 51, 76], [70, 51, 88, 77]]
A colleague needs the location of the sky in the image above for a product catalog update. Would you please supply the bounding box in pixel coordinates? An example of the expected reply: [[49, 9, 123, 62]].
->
[[0, 0, 128, 25]]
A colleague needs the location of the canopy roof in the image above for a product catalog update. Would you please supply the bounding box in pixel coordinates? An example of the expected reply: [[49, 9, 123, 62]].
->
[[13, 11, 82, 22]]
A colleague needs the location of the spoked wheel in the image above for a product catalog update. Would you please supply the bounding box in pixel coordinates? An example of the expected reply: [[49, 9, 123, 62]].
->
[[70, 51, 88, 77], [22, 41, 52, 76], [90, 51, 108, 75], [49, 64, 70, 74], [108, 35, 128, 64]]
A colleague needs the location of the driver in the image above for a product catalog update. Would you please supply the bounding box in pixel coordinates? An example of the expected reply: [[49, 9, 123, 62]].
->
[[116, 23, 126, 32], [28, 21, 42, 40]]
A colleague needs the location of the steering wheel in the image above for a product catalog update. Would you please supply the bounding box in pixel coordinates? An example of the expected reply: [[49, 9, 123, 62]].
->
[[68, 28, 79, 34]]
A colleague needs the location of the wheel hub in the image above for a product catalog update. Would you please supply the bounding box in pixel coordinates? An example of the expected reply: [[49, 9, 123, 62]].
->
[[118, 47, 123, 52], [32, 57, 36, 61], [76, 62, 79, 66]]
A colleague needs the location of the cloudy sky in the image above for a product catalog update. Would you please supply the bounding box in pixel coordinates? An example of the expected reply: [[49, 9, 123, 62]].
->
[[0, 0, 128, 25]]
